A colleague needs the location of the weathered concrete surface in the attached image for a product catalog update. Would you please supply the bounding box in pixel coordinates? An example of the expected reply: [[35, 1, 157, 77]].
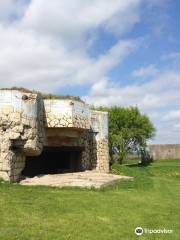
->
[[149, 144, 180, 160], [20, 171, 133, 189], [44, 99, 90, 129]]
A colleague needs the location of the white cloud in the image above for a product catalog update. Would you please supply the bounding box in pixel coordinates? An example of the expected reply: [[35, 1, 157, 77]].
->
[[104, 0, 141, 35], [163, 110, 180, 121], [132, 64, 159, 78], [0, 23, 138, 92], [0, 0, 28, 23], [21, 0, 142, 47], [85, 71, 180, 110], [162, 51, 180, 60], [149, 128, 180, 144], [173, 123, 180, 129], [0, 0, 142, 92], [84, 70, 180, 144]]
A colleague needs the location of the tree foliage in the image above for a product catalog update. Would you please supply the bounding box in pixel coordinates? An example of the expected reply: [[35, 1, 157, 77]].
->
[[100, 106, 156, 164]]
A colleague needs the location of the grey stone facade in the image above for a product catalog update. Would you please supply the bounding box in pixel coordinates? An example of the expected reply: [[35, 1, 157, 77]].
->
[[0, 89, 109, 182], [149, 144, 180, 160]]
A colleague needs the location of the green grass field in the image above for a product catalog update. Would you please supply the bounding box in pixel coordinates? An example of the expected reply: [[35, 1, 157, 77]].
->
[[0, 160, 180, 240]]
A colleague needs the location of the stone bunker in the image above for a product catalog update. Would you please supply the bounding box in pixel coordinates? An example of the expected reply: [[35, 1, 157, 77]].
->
[[0, 89, 110, 183]]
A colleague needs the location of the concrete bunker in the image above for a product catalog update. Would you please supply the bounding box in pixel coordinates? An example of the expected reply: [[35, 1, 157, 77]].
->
[[0, 89, 109, 182]]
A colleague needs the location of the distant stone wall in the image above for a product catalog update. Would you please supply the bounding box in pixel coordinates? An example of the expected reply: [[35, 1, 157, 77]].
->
[[149, 144, 180, 160]]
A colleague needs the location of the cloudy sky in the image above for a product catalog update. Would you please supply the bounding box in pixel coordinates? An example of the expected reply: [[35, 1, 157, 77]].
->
[[0, 0, 180, 144]]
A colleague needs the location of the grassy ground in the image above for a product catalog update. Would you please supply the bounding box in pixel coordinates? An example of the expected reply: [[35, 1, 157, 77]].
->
[[0, 160, 180, 240]]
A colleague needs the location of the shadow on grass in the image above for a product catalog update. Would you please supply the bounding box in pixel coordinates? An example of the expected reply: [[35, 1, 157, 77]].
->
[[126, 162, 153, 168]]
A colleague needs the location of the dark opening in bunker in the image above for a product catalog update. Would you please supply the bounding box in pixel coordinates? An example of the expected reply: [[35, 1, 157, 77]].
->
[[22, 146, 84, 177]]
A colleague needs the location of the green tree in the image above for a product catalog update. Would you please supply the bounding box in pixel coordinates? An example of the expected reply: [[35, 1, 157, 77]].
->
[[108, 106, 156, 164]]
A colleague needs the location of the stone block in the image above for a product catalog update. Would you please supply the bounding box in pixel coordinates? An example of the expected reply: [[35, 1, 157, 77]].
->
[[2, 105, 14, 115], [12, 126, 24, 133], [22, 118, 30, 126], [10, 112, 21, 119], [9, 132, 21, 140], [16, 108, 23, 114]]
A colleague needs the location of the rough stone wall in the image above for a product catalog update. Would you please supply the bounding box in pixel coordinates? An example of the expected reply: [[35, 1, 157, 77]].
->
[[149, 144, 180, 160], [96, 139, 109, 172], [78, 131, 91, 170], [0, 90, 44, 182], [90, 111, 109, 173]]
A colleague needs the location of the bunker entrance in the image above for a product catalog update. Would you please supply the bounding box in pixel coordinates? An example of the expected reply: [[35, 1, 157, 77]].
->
[[22, 146, 83, 177]]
